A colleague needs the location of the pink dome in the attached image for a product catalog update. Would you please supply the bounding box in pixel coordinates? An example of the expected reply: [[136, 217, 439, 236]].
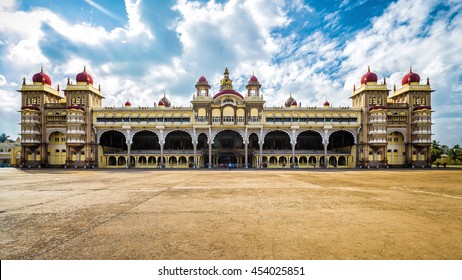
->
[[249, 75, 258, 83], [213, 89, 244, 100], [323, 101, 330, 107], [361, 67, 378, 85], [76, 66, 93, 85], [402, 67, 420, 85], [32, 67, 52, 85], [198, 76, 208, 83], [124, 101, 132, 107]]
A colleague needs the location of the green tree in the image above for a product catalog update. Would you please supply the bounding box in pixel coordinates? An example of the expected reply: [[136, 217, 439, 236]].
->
[[448, 144, 462, 163], [0, 133, 10, 143], [431, 140, 444, 162]]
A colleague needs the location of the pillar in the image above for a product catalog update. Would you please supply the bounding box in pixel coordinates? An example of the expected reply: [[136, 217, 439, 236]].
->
[[126, 140, 132, 168], [259, 140, 263, 168], [244, 141, 248, 168], [208, 141, 212, 169], [193, 142, 197, 168], [323, 142, 328, 169], [160, 142, 164, 167], [291, 142, 295, 167]]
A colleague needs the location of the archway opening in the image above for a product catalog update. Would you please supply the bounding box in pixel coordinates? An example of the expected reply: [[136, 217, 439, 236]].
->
[[328, 131, 355, 152], [213, 130, 244, 166], [100, 131, 127, 153], [48, 131, 66, 165], [296, 131, 323, 150], [132, 131, 159, 150], [263, 131, 290, 150], [165, 131, 193, 150], [387, 131, 405, 165]]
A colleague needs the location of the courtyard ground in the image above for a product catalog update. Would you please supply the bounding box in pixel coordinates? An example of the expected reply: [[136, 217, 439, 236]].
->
[[0, 168, 461, 260]]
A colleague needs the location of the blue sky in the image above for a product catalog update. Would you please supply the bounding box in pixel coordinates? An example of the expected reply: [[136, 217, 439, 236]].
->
[[0, 0, 461, 146]]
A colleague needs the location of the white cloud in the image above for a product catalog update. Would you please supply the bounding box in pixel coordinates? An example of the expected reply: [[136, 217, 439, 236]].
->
[[0, 75, 7, 86]]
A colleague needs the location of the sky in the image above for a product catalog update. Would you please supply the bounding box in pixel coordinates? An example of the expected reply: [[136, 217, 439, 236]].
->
[[0, 0, 461, 146]]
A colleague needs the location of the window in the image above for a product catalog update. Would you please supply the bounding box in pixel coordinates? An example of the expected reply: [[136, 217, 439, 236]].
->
[[212, 116, 221, 123], [223, 116, 234, 122], [236, 116, 244, 123]]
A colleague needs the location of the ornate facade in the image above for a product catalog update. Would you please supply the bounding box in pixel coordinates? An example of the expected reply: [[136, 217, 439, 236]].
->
[[18, 66, 433, 169]]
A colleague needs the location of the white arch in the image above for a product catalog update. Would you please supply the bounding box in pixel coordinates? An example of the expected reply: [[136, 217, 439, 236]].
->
[[130, 129, 161, 143], [295, 129, 324, 141], [327, 129, 357, 144], [164, 129, 194, 140], [262, 129, 292, 144], [211, 129, 245, 145], [387, 128, 407, 143], [97, 129, 127, 144], [46, 128, 67, 143]]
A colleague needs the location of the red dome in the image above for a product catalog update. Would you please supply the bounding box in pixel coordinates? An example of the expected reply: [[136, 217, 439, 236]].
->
[[213, 89, 244, 100], [76, 66, 93, 85], [361, 67, 378, 85], [291, 100, 297, 106], [249, 75, 258, 83], [32, 67, 52, 85], [198, 76, 208, 83], [158, 100, 165, 106], [402, 67, 420, 85], [323, 101, 330, 107], [124, 101, 132, 107]]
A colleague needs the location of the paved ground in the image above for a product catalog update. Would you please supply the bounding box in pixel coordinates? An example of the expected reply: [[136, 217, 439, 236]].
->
[[0, 168, 461, 260]]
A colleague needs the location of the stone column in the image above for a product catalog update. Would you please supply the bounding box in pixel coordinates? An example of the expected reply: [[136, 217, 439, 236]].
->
[[208, 141, 212, 169], [259, 140, 263, 168], [323, 142, 328, 169], [193, 142, 197, 168], [126, 140, 132, 168], [244, 140, 248, 168], [160, 142, 164, 167], [291, 142, 296, 167]]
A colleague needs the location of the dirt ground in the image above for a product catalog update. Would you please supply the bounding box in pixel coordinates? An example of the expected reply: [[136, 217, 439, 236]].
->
[[0, 168, 461, 260]]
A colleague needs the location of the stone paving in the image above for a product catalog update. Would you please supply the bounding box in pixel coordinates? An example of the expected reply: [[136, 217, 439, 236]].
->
[[1, 168, 461, 259]]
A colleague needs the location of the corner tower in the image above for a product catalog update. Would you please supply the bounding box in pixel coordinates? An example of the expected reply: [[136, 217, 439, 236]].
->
[[351, 67, 390, 167]]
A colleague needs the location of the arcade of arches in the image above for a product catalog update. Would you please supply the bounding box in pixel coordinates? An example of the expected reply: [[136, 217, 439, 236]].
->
[[98, 129, 356, 168]]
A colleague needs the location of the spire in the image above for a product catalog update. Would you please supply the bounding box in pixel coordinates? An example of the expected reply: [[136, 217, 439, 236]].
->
[[290, 92, 292, 98], [83, 65, 87, 72], [393, 84, 396, 91], [367, 66, 371, 72], [22, 77, 26, 85], [383, 77, 386, 85], [353, 84, 356, 91], [427, 77, 430, 85], [57, 84, 60, 91], [67, 77, 70, 85], [409, 66, 412, 73], [40, 65, 44, 73]]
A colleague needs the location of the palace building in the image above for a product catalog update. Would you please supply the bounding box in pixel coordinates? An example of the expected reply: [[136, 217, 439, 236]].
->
[[17, 66, 433, 169]]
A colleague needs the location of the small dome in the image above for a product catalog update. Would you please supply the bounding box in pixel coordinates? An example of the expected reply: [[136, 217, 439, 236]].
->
[[32, 67, 52, 85], [158, 95, 171, 107], [76, 66, 94, 85], [323, 101, 330, 107], [248, 75, 258, 83], [402, 67, 420, 85], [124, 100, 132, 107], [361, 66, 378, 85], [284, 95, 295, 107], [198, 76, 208, 83]]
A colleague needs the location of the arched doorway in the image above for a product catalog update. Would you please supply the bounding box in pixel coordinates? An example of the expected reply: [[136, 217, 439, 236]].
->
[[296, 131, 323, 150], [328, 131, 355, 152], [213, 130, 244, 166], [132, 130, 159, 150], [263, 131, 290, 150], [164, 131, 193, 150], [387, 131, 405, 165], [100, 130, 127, 152], [48, 131, 66, 165]]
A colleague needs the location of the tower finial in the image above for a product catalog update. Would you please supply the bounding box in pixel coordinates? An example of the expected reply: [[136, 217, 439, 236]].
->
[[290, 92, 292, 98], [67, 77, 70, 85], [40, 65, 44, 73], [409, 66, 412, 73], [383, 77, 386, 85], [22, 77, 26, 85], [84, 65, 86, 72], [393, 84, 396, 91], [368, 66, 370, 72], [427, 77, 430, 85]]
